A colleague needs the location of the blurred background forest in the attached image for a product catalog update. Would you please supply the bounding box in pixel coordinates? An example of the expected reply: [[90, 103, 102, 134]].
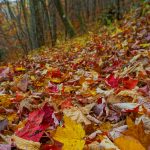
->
[[0, 0, 141, 61]]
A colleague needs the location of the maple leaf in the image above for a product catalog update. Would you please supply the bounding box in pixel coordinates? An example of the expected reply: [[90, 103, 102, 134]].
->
[[54, 116, 85, 150], [122, 77, 138, 89], [15, 104, 54, 142], [105, 74, 119, 88], [114, 136, 145, 150], [123, 122, 150, 149]]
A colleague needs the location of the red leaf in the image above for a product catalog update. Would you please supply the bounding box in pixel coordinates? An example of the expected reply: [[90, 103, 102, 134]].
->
[[61, 98, 73, 109], [15, 104, 54, 142], [47, 82, 59, 93], [51, 70, 61, 78], [41, 143, 62, 150], [122, 77, 138, 89], [105, 74, 119, 88]]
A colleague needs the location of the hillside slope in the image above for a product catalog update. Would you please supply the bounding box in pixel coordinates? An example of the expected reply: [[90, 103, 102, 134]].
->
[[0, 2, 150, 150]]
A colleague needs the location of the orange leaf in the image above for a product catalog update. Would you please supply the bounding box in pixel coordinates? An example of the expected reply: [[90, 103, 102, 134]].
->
[[123, 122, 150, 149], [114, 136, 145, 150], [126, 116, 134, 128]]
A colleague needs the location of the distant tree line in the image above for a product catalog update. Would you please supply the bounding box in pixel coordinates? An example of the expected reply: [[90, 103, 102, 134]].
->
[[0, 0, 140, 58]]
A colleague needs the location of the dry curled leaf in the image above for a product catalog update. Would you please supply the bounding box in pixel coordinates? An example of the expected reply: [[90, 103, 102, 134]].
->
[[63, 107, 91, 125], [99, 135, 120, 150], [13, 135, 40, 150]]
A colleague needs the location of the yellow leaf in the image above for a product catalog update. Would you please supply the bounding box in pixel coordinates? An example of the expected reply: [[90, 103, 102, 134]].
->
[[114, 136, 145, 150], [89, 89, 97, 96], [54, 116, 85, 150], [99, 122, 112, 132], [0, 95, 11, 107], [7, 113, 17, 123], [49, 78, 63, 83], [140, 43, 150, 48], [15, 119, 27, 130], [64, 86, 74, 93], [15, 67, 26, 71], [13, 135, 40, 150], [30, 75, 36, 81]]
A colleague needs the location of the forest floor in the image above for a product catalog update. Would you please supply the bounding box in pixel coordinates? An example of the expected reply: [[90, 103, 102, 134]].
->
[[0, 2, 150, 150]]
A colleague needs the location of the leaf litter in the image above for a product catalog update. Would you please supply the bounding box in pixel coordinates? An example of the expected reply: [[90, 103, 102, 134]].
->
[[0, 2, 150, 150]]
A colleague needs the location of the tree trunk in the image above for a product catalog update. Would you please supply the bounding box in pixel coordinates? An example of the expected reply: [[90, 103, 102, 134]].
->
[[75, 0, 86, 33], [20, 0, 33, 50], [30, 0, 45, 49], [4, 0, 28, 53], [86, 0, 90, 22], [40, 0, 56, 46], [64, 0, 68, 40], [92, 0, 97, 21], [48, 0, 57, 46], [116, 0, 121, 20], [53, 0, 76, 38]]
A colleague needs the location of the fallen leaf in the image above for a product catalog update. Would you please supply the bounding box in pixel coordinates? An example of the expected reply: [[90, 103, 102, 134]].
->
[[126, 116, 134, 128], [105, 74, 119, 88], [16, 104, 54, 142], [123, 122, 150, 149], [17, 74, 28, 92], [113, 103, 140, 113], [84, 141, 100, 150], [122, 77, 138, 89], [60, 99, 73, 109], [15, 67, 26, 72], [117, 90, 138, 102], [0, 119, 8, 131], [135, 115, 150, 130], [63, 107, 91, 125], [0, 144, 11, 150], [0, 67, 10, 79], [109, 125, 128, 139], [99, 135, 120, 150], [13, 135, 40, 150], [114, 136, 145, 150], [54, 116, 85, 150]]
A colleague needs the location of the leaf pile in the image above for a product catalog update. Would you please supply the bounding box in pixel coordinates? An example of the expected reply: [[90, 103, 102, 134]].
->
[[0, 2, 150, 150]]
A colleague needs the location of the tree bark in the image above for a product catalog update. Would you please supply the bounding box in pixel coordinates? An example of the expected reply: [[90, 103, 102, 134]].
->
[[30, 0, 45, 49], [54, 0, 76, 38], [20, 0, 33, 50]]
